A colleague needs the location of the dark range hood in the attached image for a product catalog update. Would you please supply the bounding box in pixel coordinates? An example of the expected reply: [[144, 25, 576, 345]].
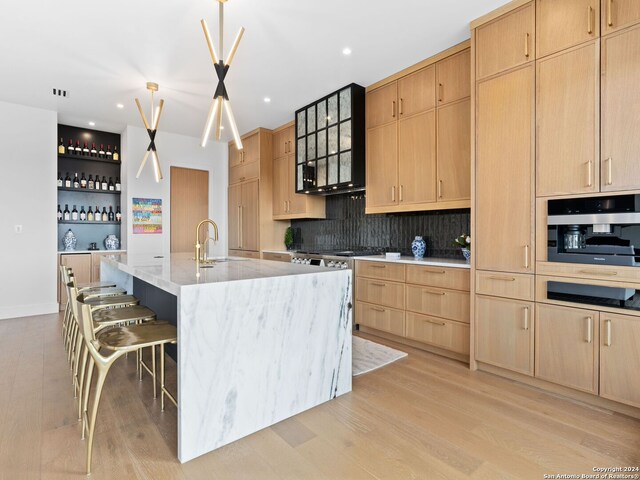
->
[[294, 83, 365, 196]]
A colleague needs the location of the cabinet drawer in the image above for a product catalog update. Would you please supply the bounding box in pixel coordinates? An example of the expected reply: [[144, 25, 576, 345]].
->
[[229, 161, 259, 185], [262, 252, 291, 262], [405, 312, 469, 355], [476, 270, 534, 300], [356, 260, 406, 282], [355, 278, 405, 310], [355, 301, 405, 337], [405, 285, 470, 323], [406, 265, 469, 291], [230, 249, 260, 259]]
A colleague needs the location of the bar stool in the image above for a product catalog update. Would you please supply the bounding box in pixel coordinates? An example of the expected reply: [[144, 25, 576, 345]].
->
[[76, 299, 177, 475]]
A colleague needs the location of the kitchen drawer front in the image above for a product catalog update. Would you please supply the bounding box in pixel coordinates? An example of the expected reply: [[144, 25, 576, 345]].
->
[[355, 278, 405, 310], [230, 249, 260, 259], [476, 270, 534, 300], [355, 301, 405, 337], [405, 312, 470, 355], [262, 252, 292, 262], [356, 260, 406, 282], [536, 261, 640, 284], [229, 161, 259, 185], [405, 285, 470, 323], [406, 265, 469, 291]]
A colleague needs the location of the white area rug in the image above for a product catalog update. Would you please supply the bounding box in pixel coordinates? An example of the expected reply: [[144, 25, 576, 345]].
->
[[352, 336, 408, 376]]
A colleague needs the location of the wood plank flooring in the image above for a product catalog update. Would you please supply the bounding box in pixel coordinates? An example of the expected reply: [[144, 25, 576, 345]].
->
[[0, 313, 638, 479]]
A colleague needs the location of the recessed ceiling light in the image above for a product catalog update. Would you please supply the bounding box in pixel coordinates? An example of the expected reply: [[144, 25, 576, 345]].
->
[[264, 97, 271, 103], [116, 103, 124, 109], [88, 121, 95, 126], [342, 47, 352, 55]]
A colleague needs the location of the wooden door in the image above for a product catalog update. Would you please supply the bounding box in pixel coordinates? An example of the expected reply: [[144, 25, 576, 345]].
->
[[600, 312, 640, 408], [228, 184, 241, 250], [476, 65, 534, 273], [241, 133, 260, 166], [229, 142, 242, 168], [537, 0, 600, 58], [476, 2, 535, 80], [602, 0, 640, 35], [170, 167, 209, 253], [536, 42, 599, 196], [437, 98, 470, 202], [366, 123, 398, 208], [366, 82, 398, 129], [398, 111, 437, 205], [535, 304, 599, 394], [398, 65, 436, 117], [436, 49, 471, 105], [60, 253, 92, 309], [475, 295, 534, 376], [272, 156, 288, 217], [273, 127, 293, 159], [601, 24, 640, 192], [241, 180, 259, 251], [288, 154, 307, 215]]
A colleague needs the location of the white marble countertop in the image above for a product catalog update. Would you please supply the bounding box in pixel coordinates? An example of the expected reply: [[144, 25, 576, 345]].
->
[[353, 255, 471, 269], [102, 252, 338, 295], [59, 249, 126, 254]]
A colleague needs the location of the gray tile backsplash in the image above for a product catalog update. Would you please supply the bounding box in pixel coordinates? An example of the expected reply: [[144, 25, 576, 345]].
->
[[290, 194, 470, 258]]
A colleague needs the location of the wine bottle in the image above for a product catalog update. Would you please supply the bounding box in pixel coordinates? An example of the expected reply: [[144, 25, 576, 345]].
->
[[64, 172, 71, 188], [57, 205, 63, 221], [71, 205, 78, 221], [57, 172, 63, 188], [101, 176, 107, 190], [75, 140, 81, 155], [87, 175, 94, 190], [115, 177, 121, 191], [90, 142, 97, 157], [108, 177, 114, 191], [101, 207, 108, 222], [87, 206, 94, 222], [73, 172, 80, 189], [67, 139, 74, 155], [115, 206, 122, 222], [98, 144, 105, 158], [108, 206, 114, 222], [63, 204, 70, 221], [79, 206, 86, 221], [94, 173, 101, 189], [82, 142, 89, 156], [80, 172, 87, 189], [58, 138, 65, 155], [94, 205, 101, 222], [106, 145, 113, 158], [113, 146, 119, 161]]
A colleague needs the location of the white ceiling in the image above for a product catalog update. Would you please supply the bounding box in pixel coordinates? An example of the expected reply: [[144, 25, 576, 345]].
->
[[0, 0, 508, 140]]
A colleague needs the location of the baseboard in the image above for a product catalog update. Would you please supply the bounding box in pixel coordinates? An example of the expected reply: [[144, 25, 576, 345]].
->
[[0, 302, 59, 320]]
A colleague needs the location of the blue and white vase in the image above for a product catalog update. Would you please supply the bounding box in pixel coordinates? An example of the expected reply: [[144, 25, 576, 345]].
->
[[62, 229, 77, 251], [411, 236, 426, 259], [104, 234, 120, 250], [461, 247, 471, 263]]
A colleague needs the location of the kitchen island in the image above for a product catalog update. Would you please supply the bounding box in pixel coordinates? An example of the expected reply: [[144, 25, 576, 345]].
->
[[100, 253, 352, 463]]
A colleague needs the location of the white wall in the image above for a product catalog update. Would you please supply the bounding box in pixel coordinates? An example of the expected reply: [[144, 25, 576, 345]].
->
[[121, 125, 228, 257], [0, 101, 58, 319]]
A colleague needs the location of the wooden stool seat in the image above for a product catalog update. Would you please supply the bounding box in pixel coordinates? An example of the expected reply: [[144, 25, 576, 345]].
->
[[96, 323, 177, 350]]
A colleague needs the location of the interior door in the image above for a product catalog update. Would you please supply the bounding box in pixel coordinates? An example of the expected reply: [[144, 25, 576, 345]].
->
[[241, 180, 259, 251], [170, 167, 209, 253], [366, 122, 398, 208], [437, 98, 470, 202], [228, 184, 241, 250], [398, 110, 436, 205]]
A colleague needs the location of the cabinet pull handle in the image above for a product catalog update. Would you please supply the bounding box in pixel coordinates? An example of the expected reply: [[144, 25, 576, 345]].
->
[[284, 141, 288, 153], [371, 282, 387, 287], [524, 33, 530, 58], [289, 140, 292, 152], [372, 306, 386, 313], [438, 179, 443, 199], [606, 157, 613, 185], [421, 289, 445, 296], [288, 200, 291, 212], [424, 319, 446, 326], [579, 269, 617, 276], [423, 269, 446, 274], [438, 83, 443, 103], [370, 264, 387, 269], [399, 185, 404, 202], [587, 159, 593, 187], [489, 275, 516, 281], [605, 319, 612, 346], [237, 205, 242, 249], [523, 306, 529, 330], [607, 0, 613, 27], [524, 245, 529, 269], [392, 100, 396, 118], [283, 200, 287, 212], [391, 186, 396, 202], [587, 6, 594, 34], [585, 316, 593, 343], [399, 98, 404, 115]]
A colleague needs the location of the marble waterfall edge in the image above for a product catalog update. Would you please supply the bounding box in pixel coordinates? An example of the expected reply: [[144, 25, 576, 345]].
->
[[177, 269, 352, 462]]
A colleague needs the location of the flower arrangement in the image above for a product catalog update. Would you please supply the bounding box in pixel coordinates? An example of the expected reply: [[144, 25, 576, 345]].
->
[[452, 234, 471, 250]]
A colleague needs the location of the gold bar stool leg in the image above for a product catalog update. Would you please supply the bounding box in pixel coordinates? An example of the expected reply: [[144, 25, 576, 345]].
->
[[86, 369, 107, 475], [78, 346, 89, 421], [82, 357, 95, 440], [160, 343, 165, 411], [152, 345, 157, 398], [139, 348, 143, 381]]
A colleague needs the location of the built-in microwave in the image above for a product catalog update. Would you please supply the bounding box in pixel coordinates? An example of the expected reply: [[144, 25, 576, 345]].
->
[[547, 194, 640, 267]]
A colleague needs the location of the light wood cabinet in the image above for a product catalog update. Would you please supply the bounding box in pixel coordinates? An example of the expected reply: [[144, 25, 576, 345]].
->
[[476, 65, 534, 273], [240, 180, 259, 252], [536, 42, 600, 196], [406, 284, 470, 324], [537, 0, 600, 58], [229, 249, 260, 259], [476, 270, 535, 301], [535, 304, 599, 394], [228, 183, 241, 250], [272, 126, 294, 159], [397, 65, 436, 117], [600, 312, 640, 408], [366, 82, 397, 129], [59, 253, 92, 309], [475, 295, 535, 376], [406, 265, 469, 291], [272, 155, 288, 217], [398, 111, 437, 205], [602, 0, 640, 35], [406, 312, 470, 355], [356, 261, 406, 282], [261, 252, 291, 262], [601, 24, 640, 192], [355, 278, 405, 310], [476, 2, 535, 80], [356, 301, 405, 337], [366, 123, 398, 208], [436, 49, 471, 105], [437, 98, 471, 202]]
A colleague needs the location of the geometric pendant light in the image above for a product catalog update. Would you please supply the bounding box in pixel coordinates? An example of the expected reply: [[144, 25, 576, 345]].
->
[[200, 0, 244, 149], [135, 82, 165, 182]]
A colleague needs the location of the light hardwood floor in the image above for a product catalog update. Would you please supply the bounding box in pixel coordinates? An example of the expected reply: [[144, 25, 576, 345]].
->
[[1, 313, 638, 479]]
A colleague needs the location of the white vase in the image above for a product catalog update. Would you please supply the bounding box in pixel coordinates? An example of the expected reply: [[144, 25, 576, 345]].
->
[[104, 234, 120, 250]]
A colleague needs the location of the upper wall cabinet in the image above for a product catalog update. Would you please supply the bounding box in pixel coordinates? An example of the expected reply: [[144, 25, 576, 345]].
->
[[537, 0, 600, 58], [602, 0, 640, 35], [366, 83, 398, 130], [476, 2, 535, 80], [436, 49, 471, 105], [397, 66, 436, 118]]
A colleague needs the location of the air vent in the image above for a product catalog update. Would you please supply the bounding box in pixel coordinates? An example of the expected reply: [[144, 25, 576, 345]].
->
[[52, 88, 68, 97]]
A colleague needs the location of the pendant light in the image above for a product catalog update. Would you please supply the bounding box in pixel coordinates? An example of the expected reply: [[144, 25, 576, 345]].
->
[[135, 82, 165, 182], [200, 0, 245, 149]]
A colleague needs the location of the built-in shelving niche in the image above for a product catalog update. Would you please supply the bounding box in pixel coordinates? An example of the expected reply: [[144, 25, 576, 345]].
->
[[57, 124, 122, 252]]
